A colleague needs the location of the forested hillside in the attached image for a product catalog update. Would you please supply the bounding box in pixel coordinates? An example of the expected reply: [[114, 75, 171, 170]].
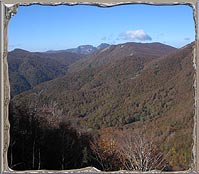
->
[[8, 49, 83, 97], [8, 42, 194, 171]]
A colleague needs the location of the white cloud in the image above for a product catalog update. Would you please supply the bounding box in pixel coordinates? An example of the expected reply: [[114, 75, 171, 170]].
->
[[118, 29, 152, 41]]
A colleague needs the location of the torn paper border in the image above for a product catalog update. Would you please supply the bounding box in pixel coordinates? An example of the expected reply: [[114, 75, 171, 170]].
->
[[0, 0, 198, 173]]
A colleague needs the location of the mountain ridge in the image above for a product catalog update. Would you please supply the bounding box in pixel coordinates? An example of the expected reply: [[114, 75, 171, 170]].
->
[[68, 42, 176, 74], [9, 42, 176, 97], [9, 42, 194, 170], [46, 43, 110, 55], [8, 49, 84, 97]]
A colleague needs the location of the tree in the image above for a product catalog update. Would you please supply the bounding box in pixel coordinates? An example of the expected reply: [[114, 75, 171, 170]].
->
[[90, 128, 122, 171], [19, 91, 64, 169], [90, 128, 168, 172], [117, 129, 167, 171]]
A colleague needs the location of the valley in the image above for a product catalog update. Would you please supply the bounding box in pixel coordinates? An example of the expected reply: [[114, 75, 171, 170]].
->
[[8, 42, 194, 171]]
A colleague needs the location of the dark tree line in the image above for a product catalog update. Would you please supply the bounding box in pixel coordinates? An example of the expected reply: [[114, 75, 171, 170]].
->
[[8, 101, 94, 170]]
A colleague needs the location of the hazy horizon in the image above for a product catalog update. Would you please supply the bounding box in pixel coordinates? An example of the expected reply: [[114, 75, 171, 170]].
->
[[8, 40, 195, 53]]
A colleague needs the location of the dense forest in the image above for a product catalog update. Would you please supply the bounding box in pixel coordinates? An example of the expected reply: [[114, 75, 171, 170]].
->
[[8, 42, 194, 171], [8, 49, 83, 97]]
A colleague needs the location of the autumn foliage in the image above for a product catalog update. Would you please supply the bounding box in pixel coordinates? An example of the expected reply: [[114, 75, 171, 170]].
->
[[90, 128, 168, 171], [90, 128, 123, 171]]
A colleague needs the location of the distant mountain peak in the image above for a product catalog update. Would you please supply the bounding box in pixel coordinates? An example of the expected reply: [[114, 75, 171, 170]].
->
[[76, 45, 97, 54], [12, 48, 30, 53], [65, 43, 110, 55], [78, 45, 93, 48], [97, 43, 110, 50], [46, 43, 110, 55]]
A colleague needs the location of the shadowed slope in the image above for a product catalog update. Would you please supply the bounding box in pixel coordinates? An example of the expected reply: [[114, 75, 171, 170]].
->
[[8, 49, 83, 97]]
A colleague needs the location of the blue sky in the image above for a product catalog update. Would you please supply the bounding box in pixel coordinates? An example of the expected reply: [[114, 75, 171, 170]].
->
[[8, 4, 195, 52]]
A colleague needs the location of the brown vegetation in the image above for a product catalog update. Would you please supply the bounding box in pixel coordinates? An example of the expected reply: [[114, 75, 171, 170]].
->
[[8, 42, 194, 171]]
